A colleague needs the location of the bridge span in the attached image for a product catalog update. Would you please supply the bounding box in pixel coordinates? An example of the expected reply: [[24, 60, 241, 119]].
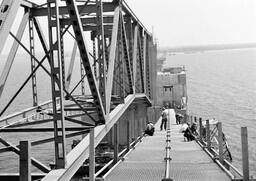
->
[[0, 0, 250, 181], [0, 0, 158, 180]]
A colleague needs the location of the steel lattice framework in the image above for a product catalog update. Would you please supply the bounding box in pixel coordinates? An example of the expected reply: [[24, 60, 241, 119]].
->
[[0, 0, 157, 180]]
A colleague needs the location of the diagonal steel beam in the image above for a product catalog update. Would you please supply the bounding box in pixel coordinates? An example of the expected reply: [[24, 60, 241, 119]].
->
[[42, 94, 150, 181], [0, 11, 29, 100], [64, 0, 105, 124], [138, 33, 144, 93], [66, 42, 77, 91], [132, 25, 138, 93], [105, 6, 120, 115], [120, 13, 133, 94], [0, 0, 22, 54]]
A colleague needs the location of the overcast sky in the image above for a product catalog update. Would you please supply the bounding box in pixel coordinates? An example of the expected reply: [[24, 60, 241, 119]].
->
[[126, 0, 256, 47], [1, 0, 256, 53]]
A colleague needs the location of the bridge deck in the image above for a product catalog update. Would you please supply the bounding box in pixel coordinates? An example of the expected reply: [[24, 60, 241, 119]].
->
[[105, 111, 230, 181]]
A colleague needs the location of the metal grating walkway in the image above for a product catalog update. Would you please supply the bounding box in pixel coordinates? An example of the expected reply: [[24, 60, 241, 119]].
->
[[105, 109, 230, 181]]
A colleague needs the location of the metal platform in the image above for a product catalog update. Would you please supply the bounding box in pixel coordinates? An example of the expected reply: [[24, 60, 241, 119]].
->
[[105, 112, 231, 181], [104, 119, 166, 181], [169, 120, 230, 181]]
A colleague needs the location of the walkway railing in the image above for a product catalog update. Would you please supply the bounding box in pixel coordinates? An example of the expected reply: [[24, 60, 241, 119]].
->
[[188, 115, 255, 181], [162, 109, 173, 181]]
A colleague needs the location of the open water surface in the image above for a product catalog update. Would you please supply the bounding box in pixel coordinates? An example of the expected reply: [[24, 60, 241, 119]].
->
[[164, 48, 256, 175]]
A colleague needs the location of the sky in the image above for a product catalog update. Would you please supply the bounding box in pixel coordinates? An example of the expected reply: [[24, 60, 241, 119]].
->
[[126, 0, 256, 47], [1, 0, 256, 53]]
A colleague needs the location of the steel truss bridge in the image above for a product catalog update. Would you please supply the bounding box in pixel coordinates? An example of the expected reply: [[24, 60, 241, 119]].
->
[[0, 0, 157, 180]]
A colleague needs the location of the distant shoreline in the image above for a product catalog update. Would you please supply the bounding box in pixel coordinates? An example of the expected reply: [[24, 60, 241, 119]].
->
[[158, 43, 256, 53]]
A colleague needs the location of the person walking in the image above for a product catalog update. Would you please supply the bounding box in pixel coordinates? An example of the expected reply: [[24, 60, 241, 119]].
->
[[160, 108, 168, 130]]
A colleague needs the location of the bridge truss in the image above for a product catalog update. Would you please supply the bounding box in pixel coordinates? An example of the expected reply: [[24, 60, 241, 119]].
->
[[0, 0, 157, 180]]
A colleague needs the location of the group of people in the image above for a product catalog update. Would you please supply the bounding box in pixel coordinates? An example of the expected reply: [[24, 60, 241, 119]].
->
[[143, 108, 196, 141], [180, 123, 197, 141]]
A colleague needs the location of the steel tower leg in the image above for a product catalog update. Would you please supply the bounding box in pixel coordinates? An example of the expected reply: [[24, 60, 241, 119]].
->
[[80, 58, 86, 95], [97, 0, 107, 112], [47, 0, 66, 168], [28, 17, 38, 107]]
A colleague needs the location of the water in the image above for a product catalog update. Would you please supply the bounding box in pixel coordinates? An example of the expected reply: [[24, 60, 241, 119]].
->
[[0, 49, 256, 175], [164, 48, 256, 175]]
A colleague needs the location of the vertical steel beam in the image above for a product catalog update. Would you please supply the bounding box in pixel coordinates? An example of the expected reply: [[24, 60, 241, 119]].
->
[[96, 0, 107, 113], [114, 123, 119, 163], [217, 122, 223, 164], [47, 0, 66, 168], [241, 127, 249, 181], [80, 58, 86, 95], [118, 21, 125, 102], [65, 0, 105, 123], [28, 17, 38, 106], [143, 34, 147, 93], [0, 12, 28, 100], [132, 25, 138, 93], [91, 31, 97, 80], [126, 119, 130, 150], [137, 32, 144, 93], [206, 120, 211, 149], [60, 27, 66, 92], [19, 141, 31, 181], [120, 13, 133, 94], [105, 6, 120, 115], [89, 128, 95, 181], [199, 117, 202, 141]]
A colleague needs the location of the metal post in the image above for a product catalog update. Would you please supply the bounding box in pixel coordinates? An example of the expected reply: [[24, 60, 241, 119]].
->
[[47, 0, 66, 168], [206, 120, 211, 149], [19, 141, 31, 181], [241, 127, 249, 181], [199, 118, 202, 141], [89, 128, 95, 181], [28, 17, 38, 107], [217, 122, 223, 164], [114, 123, 119, 163], [127, 120, 130, 150]]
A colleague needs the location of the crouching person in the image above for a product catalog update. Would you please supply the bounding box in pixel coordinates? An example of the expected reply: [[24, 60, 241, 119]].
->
[[144, 122, 155, 136], [184, 123, 197, 141]]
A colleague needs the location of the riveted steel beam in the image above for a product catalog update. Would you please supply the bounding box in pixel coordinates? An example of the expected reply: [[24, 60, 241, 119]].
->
[[31, 3, 115, 17], [64, 0, 106, 124]]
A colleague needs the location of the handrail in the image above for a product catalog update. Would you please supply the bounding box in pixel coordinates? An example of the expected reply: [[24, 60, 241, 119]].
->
[[188, 114, 254, 180], [162, 109, 173, 181], [0, 99, 54, 123]]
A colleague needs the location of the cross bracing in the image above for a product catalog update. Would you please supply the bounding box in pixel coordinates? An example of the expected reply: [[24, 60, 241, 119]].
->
[[0, 0, 157, 180]]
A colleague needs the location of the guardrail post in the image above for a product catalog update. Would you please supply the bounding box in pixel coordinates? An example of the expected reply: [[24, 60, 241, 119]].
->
[[217, 122, 223, 164], [241, 127, 249, 181], [127, 120, 130, 151], [20, 141, 31, 181], [114, 123, 119, 163], [89, 128, 95, 181], [206, 120, 211, 149], [199, 118, 202, 141]]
